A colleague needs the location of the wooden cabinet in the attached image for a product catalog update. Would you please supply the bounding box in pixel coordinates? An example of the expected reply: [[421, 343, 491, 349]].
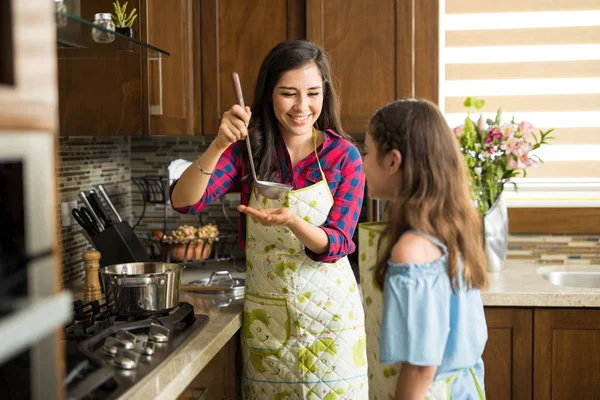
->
[[534, 309, 600, 400], [483, 308, 600, 400], [306, 0, 438, 134], [58, 0, 144, 136], [57, 0, 439, 136], [198, 0, 305, 136], [483, 308, 533, 400], [178, 332, 241, 400]]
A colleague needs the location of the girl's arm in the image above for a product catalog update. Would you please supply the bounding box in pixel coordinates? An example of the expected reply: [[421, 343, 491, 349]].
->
[[395, 363, 437, 400]]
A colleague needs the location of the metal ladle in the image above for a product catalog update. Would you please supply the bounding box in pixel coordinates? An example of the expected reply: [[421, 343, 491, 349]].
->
[[231, 72, 292, 200]]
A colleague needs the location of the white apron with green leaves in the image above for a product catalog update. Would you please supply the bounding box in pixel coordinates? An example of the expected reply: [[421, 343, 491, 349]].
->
[[358, 222, 480, 400], [241, 145, 368, 400]]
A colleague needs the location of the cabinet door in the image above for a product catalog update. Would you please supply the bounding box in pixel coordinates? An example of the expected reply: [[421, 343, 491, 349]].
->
[[0, 0, 57, 132], [534, 309, 600, 400], [200, 0, 305, 135], [146, 0, 194, 135], [58, 0, 143, 136], [483, 308, 533, 400], [306, 0, 438, 135]]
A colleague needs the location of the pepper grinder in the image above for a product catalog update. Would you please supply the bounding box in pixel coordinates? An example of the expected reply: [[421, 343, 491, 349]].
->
[[83, 250, 103, 302]]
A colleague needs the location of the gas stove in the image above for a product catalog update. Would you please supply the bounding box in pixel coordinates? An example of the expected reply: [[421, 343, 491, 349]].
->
[[64, 299, 208, 400]]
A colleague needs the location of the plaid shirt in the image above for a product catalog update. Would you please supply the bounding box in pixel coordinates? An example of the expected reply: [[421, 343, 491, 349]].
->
[[170, 129, 365, 263]]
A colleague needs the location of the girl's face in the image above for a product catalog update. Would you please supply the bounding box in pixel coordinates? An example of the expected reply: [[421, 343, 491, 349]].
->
[[363, 131, 402, 200], [272, 62, 323, 138]]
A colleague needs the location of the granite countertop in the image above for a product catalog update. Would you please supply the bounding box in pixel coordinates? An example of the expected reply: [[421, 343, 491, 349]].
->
[[482, 261, 600, 307], [124, 261, 245, 399]]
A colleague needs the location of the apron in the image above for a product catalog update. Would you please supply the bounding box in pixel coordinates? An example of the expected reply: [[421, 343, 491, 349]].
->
[[358, 222, 485, 400], [241, 132, 369, 400]]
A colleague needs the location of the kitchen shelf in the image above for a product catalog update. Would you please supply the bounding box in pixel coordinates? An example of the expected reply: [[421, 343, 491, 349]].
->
[[56, 11, 170, 59]]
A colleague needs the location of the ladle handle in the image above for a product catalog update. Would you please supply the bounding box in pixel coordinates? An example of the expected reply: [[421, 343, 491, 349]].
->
[[230, 72, 259, 183]]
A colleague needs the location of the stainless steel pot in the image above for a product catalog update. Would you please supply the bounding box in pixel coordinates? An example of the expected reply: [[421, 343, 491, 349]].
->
[[99, 262, 184, 316]]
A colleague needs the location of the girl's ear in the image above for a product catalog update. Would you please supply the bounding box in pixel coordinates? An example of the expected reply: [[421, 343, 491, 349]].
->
[[389, 149, 402, 173]]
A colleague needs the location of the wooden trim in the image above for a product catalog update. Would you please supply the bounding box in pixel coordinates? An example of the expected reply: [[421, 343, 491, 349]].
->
[[200, 0, 219, 135], [305, 0, 324, 46], [508, 208, 600, 234], [485, 308, 533, 400], [140, 0, 150, 135], [533, 309, 553, 400], [396, 0, 414, 98], [414, 0, 438, 103], [193, 0, 202, 135], [287, 0, 306, 39]]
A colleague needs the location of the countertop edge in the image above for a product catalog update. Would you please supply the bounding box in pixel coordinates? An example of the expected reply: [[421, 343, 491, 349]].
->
[[482, 292, 600, 307], [127, 310, 243, 400]]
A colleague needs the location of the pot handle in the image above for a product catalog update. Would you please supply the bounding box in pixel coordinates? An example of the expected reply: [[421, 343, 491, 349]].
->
[[117, 277, 153, 287], [207, 270, 235, 287]]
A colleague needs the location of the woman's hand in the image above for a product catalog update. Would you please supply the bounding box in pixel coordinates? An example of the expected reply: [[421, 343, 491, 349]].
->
[[237, 205, 297, 227], [214, 105, 252, 152]]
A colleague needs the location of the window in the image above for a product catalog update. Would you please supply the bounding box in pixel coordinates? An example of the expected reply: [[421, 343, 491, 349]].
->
[[440, 0, 600, 208]]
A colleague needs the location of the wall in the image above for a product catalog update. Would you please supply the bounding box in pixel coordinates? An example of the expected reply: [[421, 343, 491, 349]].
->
[[57, 136, 241, 286]]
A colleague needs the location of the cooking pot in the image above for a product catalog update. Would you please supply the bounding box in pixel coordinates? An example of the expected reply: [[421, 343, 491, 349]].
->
[[99, 262, 184, 316]]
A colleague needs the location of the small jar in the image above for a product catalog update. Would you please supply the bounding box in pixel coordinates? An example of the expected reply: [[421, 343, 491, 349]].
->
[[91, 13, 116, 44], [55, 0, 68, 28]]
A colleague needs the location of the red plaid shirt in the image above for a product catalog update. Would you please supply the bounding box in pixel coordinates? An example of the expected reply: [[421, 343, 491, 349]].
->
[[170, 129, 365, 263]]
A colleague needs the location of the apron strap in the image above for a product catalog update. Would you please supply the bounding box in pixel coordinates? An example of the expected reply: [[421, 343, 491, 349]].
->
[[312, 127, 327, 182], [469, 368, 486, 400]]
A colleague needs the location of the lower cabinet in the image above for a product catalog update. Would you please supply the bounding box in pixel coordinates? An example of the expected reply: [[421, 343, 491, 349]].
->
[[178, 332, 241, 400], [483, 307, 600, 400]]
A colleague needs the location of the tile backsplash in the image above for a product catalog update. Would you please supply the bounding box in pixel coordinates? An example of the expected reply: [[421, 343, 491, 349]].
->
[[57, 136, 241, 286]]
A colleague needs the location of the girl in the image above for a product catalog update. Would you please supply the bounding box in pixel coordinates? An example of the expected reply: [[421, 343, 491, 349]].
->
[[358, 99, 488, 399], [171, 40, 368, 399]]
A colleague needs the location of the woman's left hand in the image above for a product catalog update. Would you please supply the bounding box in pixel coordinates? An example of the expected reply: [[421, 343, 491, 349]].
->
[[237, 205, 297, 227]]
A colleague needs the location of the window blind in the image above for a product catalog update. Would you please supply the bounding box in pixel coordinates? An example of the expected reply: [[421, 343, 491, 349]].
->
[[440, 0, 600, 203]]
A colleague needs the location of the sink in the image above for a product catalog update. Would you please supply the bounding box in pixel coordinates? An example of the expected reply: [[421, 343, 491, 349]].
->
[[538, 266, 600, 289]]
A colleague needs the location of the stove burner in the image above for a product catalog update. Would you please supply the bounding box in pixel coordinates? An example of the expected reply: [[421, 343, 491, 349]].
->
[[64, 300, 209, 400]]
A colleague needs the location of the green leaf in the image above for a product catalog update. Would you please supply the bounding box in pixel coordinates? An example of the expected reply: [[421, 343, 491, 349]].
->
[[463, 97, 473, 108], [474, 99, 485, 110]]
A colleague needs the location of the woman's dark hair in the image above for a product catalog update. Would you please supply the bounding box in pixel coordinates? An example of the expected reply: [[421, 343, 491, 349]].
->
[[243, 40, 351, 183], [369, 99, 488, 292]]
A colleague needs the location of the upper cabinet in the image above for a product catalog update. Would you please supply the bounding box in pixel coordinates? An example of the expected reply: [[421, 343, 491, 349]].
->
[[306, 0, 439, 135], [0, 0, 58, 132], [57, 0, 438, 136]]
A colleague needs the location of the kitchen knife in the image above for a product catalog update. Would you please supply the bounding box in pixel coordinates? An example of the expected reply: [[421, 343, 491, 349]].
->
[[88, 190, 113, 228], [96, 184, 123, 222], [78, 191, 105, 231]]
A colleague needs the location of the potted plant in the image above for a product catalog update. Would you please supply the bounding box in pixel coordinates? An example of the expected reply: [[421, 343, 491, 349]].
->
[[111, 0, 138, 39], [452, 97, 553, 271]]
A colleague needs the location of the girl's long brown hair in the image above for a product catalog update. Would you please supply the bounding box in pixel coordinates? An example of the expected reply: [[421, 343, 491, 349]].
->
[[371, 99, 488, 291]]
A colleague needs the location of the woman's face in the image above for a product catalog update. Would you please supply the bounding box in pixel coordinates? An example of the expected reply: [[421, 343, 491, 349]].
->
[[363, 131, 401, 200], [272, 62, 323, 138]]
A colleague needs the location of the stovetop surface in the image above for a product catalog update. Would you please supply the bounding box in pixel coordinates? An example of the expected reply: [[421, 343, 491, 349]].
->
[[64, 300, 208, 400]]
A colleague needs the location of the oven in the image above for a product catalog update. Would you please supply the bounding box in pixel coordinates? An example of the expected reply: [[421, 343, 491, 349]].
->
[[0, 132, 72, 400]]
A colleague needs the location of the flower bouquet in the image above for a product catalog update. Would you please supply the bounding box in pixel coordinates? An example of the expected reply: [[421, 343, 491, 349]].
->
[[452, 97, 554, 215]]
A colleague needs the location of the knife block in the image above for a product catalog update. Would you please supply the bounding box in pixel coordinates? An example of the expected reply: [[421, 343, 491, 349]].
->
[[90, 221, 150, 267]]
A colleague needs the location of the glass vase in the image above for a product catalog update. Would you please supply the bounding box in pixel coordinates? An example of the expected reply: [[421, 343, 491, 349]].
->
[[482, 193, 508, 272]]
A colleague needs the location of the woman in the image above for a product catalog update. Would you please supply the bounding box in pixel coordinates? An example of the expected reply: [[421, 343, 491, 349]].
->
[[171, 40, 368, 400]]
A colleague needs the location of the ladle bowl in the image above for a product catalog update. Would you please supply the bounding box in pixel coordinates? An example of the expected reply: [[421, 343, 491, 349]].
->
[[231, 72, 292, 200]]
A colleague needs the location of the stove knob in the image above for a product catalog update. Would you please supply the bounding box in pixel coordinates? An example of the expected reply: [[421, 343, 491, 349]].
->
[[103, 345, 118, 357], [114, 356, 136, 370], [142, 342, 155, 356], [148, 331, 168, 343]]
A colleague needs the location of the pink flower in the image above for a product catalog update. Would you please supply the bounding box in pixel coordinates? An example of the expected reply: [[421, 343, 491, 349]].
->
[[499, 123, 514, 138], [453, 125, 465, 137], [485, 135, 494, 143], [518, 121, 535, 137]]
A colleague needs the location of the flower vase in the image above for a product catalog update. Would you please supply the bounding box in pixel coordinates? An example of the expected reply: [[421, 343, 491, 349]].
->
[[482, 194, 509, 272]]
